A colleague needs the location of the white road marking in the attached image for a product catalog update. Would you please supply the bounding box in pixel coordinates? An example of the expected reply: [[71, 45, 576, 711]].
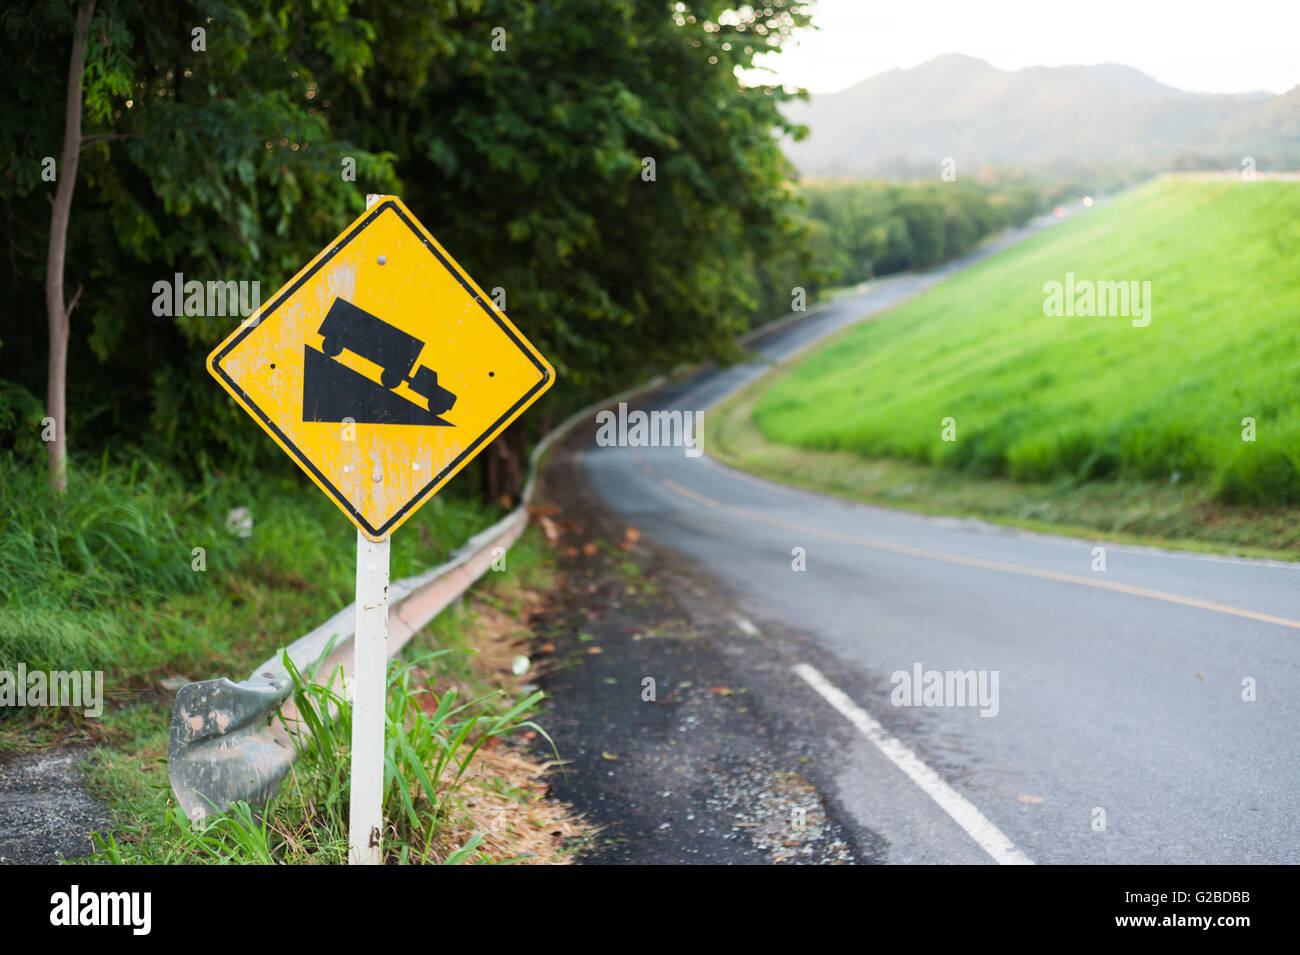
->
[[792, 662, 1035, 866], [729, 613, 760, 636]]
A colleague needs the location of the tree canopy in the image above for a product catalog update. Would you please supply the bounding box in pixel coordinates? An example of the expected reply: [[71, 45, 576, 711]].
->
[[1, 0, 813, 476]]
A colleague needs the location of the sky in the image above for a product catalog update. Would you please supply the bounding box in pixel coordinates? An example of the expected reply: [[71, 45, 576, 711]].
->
[[746, 0, 1300, 95]]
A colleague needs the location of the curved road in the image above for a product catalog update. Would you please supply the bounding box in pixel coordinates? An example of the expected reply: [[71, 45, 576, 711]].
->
[[579, 218, 1300, 864]]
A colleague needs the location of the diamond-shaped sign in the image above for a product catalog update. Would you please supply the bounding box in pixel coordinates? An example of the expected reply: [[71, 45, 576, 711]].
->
[[207, 196, 554, 540]]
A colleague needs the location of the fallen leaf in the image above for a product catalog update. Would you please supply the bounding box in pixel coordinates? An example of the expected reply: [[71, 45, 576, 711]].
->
[[601, 751, 619, 761], [624, 526, 641, 543], [1018, 795, 1043, 803], [587, 646, 603, 654], [582, 541, 599, 556], [710, 686, 735, 696], [538, 642, 556, 653], [539, 515, 561, 542]]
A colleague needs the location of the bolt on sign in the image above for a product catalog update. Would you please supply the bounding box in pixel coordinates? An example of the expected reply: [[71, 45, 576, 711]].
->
[[207, 197, 554, 539]]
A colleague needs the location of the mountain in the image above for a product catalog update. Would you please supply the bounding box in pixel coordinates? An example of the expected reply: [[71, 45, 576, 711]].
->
[[782, 54, 1300, 178]]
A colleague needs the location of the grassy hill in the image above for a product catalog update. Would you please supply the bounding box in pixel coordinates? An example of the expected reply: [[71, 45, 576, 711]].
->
[[749, 178, 1300, 511]]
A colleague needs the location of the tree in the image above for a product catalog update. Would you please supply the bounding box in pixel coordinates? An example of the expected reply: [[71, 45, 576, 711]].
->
[[2, 0, 397, 471], [320, 0, 815, 497], [43, 0, 94, 492], [2, 1, 816, 502]]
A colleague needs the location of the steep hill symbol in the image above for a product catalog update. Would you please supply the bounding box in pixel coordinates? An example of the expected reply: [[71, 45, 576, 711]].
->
[[300, 297, 457, 426]]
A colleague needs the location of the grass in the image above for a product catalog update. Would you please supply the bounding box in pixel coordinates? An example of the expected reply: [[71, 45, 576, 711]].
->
[[751, 178, 1300, 506], [712, 384, 1300, 559], [74, 526, 587, 864], [0, 447, 591, 863], [708, 178, 1300, 558], [0, 449, 495, 701], [91, 650, 557, 865]]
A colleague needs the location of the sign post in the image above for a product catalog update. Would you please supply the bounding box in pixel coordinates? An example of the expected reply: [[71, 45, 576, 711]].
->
[[206, 193, 554, 864], [348, 193, 390, 865], [351, 526, 388, 864]]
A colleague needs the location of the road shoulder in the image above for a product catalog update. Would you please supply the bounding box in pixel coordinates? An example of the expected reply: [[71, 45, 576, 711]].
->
[[525, 429, 883, 864]]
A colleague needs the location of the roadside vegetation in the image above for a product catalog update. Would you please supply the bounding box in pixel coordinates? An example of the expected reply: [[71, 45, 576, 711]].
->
[[795, 175, 1064, 284], [0, 440, 596, 862], [0, 450, 494, 685], [1, 1, 821, 488], [85, 532, 591, 865], [715, 178, 1300, 557]]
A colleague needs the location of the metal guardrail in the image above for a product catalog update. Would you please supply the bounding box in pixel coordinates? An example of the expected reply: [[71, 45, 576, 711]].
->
[[167, 374, 668, 821]]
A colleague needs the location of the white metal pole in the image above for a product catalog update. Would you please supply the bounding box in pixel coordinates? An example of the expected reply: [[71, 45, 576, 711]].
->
[[350, 192, 390, 866], [350, 528, 389, 864]]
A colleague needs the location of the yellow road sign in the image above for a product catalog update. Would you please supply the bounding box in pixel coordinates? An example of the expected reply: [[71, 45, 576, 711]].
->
[[207, 196, 554, 540]]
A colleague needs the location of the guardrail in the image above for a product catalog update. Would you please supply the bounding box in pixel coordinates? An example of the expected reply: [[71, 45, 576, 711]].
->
[[165, 277, 864, 821], [167, 374, 667, 821]]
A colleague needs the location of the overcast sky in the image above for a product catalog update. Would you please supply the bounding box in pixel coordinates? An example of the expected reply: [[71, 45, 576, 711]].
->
[[746, 0, 1300, 95]]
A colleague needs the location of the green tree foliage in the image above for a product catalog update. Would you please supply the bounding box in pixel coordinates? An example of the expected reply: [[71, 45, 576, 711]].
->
[[1, 0, 812, 475], [2, 0, 399, 471], [797, 178, 1047, 287]]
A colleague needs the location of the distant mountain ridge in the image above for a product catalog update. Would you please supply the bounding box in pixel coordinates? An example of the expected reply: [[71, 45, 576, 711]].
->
[[783, 54, 1300, 178]]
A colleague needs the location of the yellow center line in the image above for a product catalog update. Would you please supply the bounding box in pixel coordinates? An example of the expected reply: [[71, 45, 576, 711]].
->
[[660, 476, 1300, 632]]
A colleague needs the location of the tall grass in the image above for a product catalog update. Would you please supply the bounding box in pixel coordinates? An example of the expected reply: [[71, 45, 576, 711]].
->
[[0, 450, 494, 682], [754, 179, 1300, 505], [91, 653, 552, 864]]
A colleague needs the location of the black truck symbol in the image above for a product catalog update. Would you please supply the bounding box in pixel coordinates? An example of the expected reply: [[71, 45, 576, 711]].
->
[[317, 298, 456, 415]]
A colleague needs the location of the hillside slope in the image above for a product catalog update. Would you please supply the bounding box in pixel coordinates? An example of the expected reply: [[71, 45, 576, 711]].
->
[[752, 178, 1300, 504]]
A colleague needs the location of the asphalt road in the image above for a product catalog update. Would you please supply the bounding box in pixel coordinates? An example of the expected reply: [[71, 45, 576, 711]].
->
[[577, 216, 1300, 864]]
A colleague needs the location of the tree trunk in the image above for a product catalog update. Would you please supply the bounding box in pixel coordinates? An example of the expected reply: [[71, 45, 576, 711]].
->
[[45, 0, 95, 493], [481, 427, 527, 507]]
